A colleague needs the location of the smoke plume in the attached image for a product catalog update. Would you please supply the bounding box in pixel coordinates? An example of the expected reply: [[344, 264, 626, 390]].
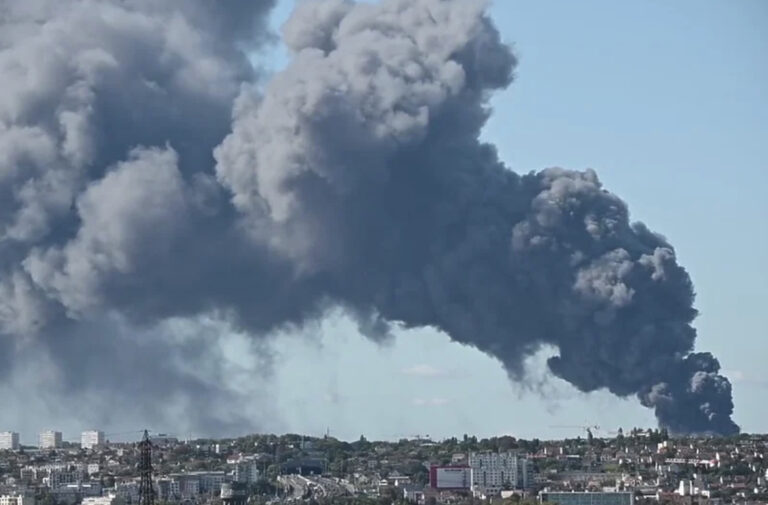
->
[[0, 0, 738, 435]]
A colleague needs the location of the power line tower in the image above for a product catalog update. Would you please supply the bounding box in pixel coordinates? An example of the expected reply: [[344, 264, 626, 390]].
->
[[138, 430, 154, 505]]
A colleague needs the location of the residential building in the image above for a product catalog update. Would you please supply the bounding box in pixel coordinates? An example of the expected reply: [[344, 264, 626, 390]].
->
[[0, 432, 19, 451], [232, 458, 261, 484], [165, 471, 225, 499], [401, 484, 425, 503], [469, 451, 533, 496], [81, 431, 105, 450], [45, 468, 87, 488], [540, 492, 634, 505], [82, 495, 123, 505], [39, 431, 62, 449], [0, 496, 35, 505], [221, 483, 247, 505], [198, 471, 227, 494], [429, 465, 471, 489]]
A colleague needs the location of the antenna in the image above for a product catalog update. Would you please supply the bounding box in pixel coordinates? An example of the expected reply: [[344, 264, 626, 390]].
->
[[138, 430, 154, 505]]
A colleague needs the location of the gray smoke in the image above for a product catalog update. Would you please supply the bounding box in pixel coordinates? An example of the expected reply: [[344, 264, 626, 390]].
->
[[0, 0, 278, 434], [0, 0, 738, 436]]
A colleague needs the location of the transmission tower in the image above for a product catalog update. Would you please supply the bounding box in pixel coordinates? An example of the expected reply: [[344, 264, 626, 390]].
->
[[138, 430, 154, 505]]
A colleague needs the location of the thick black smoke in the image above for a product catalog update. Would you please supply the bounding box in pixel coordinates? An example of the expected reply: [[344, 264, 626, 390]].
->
[[0, 0, 738, 435]]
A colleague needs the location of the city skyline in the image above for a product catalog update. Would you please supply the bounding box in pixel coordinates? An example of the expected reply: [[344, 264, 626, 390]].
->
[[0, 0, 765, 441], [1, 429, 767, 504]]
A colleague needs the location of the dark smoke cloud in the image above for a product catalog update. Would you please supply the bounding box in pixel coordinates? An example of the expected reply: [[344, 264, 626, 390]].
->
[[0, 0, 278, 435], [0, 0, 738, 436]]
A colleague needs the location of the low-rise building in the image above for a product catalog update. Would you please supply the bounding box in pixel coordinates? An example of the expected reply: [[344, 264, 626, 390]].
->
[[429, 465, 470, 490], [82, 495, 124, 505], [540, 491, 634, 505], [0, 496, 35, 505]]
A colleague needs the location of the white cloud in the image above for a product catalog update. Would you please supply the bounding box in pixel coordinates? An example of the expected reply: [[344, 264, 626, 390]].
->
[[401, 364, 448, 378]]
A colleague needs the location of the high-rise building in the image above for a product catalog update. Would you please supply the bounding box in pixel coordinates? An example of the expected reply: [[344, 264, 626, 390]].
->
[[469, 451, 533, 496], [81, 431, 105, 450], [0, 432, 20, 451], [39, 431, 62, 449]]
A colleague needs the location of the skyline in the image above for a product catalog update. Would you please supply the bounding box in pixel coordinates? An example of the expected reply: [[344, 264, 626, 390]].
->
[[0, 0, 765, 441]]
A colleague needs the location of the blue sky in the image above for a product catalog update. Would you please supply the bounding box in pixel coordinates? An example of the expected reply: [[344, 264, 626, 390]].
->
[[259, 0, 768, 441]]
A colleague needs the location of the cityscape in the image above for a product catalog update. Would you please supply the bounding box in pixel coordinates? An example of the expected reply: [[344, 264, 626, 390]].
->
[[0, 1, 765, 505], [1, 428, 767, 505]]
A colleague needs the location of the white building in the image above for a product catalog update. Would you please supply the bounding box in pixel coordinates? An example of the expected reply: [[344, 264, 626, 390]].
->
[[81, 431, 105, 450], [0, 432, 20, 451], [430, 466, 471, 489], [39, 431, 62, 449], [469, 452, 533, 496], [82, 495, 123, 505], [165, 472, 226, 499], [231, 457, 261, 484], [0, 495, 35, 505], [45, 468, 86, 488]]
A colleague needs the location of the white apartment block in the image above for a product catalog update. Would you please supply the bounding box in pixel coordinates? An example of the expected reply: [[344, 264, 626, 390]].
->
[[469, 451, 533, 496], [0, 432, 20, 451], [81, 431, 105, 450], [39, 431, 62, 449]]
